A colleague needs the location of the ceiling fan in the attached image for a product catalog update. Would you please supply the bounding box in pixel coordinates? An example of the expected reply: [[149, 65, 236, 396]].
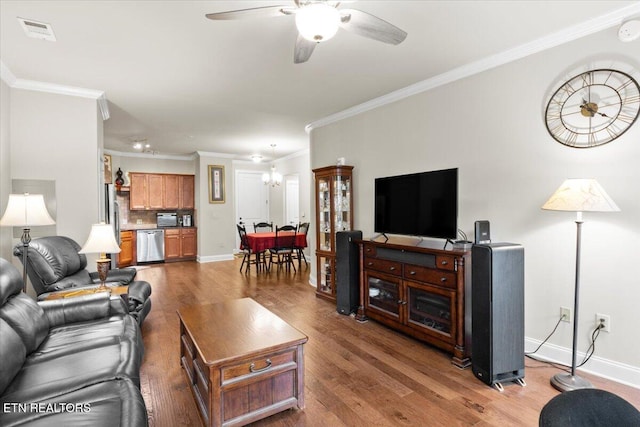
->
[[205, 1, 407, 64]]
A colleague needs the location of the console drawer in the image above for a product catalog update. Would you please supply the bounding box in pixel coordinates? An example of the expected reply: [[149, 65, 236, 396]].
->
[[404, 264, 456, 289], [222, 349, 297, 384], [362, 244, 377, 257], [364, 257, 402, 276], [436, 255, 456, 271]]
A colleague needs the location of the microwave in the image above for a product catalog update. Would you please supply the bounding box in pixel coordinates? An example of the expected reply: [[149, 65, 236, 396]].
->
[[157, 212, 177, 227]]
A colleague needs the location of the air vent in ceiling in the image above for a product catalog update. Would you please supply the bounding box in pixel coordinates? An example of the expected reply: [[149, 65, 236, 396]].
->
[[18, 17, 56, 41]]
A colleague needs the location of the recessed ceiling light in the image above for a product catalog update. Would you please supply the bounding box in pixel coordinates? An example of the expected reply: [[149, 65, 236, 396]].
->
[[17, 17, 56, 41], [618, 20, 640, 42], [250, 155, 263, 163]]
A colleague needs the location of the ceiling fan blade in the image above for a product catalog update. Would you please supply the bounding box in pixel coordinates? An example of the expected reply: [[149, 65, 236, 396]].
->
[[206, 6, 292, 20], [294, 34, 317, 64], [339, 9, 407, 45]]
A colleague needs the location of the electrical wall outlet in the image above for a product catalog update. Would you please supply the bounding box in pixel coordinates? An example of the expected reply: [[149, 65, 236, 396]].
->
[[596, 313, 610, 332], [560, 306, 571, 322]]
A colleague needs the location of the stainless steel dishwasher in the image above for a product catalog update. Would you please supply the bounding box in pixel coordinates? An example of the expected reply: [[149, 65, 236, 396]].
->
[[137, 229, 165, 263]]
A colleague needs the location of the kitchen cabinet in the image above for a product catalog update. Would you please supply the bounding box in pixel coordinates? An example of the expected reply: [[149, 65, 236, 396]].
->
[[180, 175, 195, 209], [130, 173, 164, 210], [130, 172, 195, 210], [164, 174, 180, 209], [117, 230, 135, 267], [165, 228, 197, 261]]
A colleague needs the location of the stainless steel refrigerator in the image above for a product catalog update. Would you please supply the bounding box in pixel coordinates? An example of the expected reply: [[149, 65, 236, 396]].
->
[[105, 183, 121, 268]]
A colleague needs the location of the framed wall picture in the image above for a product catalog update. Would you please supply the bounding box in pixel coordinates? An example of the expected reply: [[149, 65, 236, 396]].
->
[[208, 165, 225, 203], [103, 154, 113, 184]]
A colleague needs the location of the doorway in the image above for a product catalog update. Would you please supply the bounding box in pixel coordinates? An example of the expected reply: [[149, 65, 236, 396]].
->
[[285, 175, 299, 227], [235, 170, 269, 250]]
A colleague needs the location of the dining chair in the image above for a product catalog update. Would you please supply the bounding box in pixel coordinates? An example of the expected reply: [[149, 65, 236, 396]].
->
[[236, 224, 267, 273], [269, 225, 297, 272], [293, 222, 309, 268], [253, 222, 273, 233]]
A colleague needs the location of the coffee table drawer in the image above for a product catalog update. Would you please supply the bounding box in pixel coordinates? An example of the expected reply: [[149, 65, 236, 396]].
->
[[222, 349, 296, 384], [222, 369, 297, 423]]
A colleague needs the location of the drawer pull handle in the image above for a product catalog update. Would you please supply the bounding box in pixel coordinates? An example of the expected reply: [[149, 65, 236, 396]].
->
[[440, 277, 447, 282], [441, 260, 448, 265], [409, 271, 416, 275], [389, 267, 396, 271], [250, 359, 272, 373], [367, 262, 373, 266]]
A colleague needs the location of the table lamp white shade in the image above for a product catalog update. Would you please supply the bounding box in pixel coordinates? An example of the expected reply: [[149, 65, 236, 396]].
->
[[542, 179, 620, 213], [79, 222, 121, 254], [0, 193, 55, 226]]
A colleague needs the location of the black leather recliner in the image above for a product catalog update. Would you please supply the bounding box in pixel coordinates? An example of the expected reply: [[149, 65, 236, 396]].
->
[[14, 235, 151, 325], [0, 257, 148, 426]]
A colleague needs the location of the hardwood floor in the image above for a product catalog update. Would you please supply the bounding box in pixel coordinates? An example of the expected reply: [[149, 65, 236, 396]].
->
[[136, 259, 639, 426]]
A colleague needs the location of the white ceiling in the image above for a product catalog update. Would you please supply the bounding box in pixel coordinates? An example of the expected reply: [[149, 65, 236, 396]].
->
[[1, 1, 639, 161]]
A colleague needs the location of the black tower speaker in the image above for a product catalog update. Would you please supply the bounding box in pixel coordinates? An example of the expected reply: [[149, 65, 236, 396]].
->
[[472, 242, 525, 390], [336, 230, 362, 315]]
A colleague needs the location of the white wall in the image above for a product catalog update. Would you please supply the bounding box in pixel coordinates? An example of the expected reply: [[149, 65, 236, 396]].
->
[[309, 27, 640, 382], [267, 150, 311, 228], [196, 153, 236, 261], [108, 152, 196, 179], [0, 80, 11, 260], [9, 89, 101, 244]]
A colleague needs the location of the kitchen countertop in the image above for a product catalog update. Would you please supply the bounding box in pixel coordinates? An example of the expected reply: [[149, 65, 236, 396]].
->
[[120, 224, 197, 231], [120, 224, 157, 231]]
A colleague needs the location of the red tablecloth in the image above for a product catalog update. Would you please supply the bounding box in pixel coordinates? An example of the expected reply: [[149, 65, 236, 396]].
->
[[245, 232, 307, 253]]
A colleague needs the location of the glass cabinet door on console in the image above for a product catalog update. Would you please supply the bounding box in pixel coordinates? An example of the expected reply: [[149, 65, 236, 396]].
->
[[406, 282, 456, 340], [365, 273, 402, 322], [313, 165, 354, 301]]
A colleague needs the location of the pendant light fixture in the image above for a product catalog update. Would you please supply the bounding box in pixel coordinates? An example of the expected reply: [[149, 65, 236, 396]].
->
[[262, 144, 282, 187]]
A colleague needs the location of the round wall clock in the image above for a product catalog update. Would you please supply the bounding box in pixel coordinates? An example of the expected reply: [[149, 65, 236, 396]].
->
[[545, 68, 640, 148]]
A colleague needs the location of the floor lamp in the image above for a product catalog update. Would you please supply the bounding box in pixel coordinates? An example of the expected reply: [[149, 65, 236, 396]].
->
[[542, 179, 619, 392], [0, 193, 56, 292]]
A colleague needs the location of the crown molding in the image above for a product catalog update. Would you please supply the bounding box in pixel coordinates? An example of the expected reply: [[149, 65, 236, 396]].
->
[[0, 60, 110, 120], [232, 148, 309, 166], [196, 150, 238, 159], [0, 61, 17, 86], [104, 148, 196, 161], [278, 148, 310, 162], [306, 3, 640, 133]]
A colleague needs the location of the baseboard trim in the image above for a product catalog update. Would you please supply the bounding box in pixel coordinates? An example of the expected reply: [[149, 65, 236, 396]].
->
[[197, 254, 234, 263], [525, 338, 640, 389]]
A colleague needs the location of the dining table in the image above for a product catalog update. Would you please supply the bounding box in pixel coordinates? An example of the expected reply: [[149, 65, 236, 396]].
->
[[245, 231, 308, 253]]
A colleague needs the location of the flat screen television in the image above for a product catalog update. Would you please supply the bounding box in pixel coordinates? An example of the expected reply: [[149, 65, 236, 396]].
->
[[374, 168, 458, 239]]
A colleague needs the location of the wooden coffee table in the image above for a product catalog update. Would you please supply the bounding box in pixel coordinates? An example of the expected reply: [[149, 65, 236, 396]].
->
[[178, 298, 308, 427]]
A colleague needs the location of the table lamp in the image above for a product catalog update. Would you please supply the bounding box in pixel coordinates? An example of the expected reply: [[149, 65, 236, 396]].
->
[[79, 222, 121, 289], [0, 193, 56, 292], [542, 179, 619, 392]]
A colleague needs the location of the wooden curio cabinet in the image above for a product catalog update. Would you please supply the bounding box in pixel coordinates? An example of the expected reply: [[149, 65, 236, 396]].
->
[[313, 165, 354, 301]]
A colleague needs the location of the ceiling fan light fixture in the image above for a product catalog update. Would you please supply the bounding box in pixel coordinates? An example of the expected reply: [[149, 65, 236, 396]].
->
[[295, 3, 340, 43]]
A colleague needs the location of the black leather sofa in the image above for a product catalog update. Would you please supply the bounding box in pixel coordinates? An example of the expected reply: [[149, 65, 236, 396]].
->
[[0, 257, 148, 426], [14, 236, 151, 325]]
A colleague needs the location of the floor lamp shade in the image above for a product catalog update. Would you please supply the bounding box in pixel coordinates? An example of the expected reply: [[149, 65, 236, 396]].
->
[[0, 194, 55, 227], [0, 193, 56, 292], [542, 179, 620, 214], [542, 179, 619, 392]]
